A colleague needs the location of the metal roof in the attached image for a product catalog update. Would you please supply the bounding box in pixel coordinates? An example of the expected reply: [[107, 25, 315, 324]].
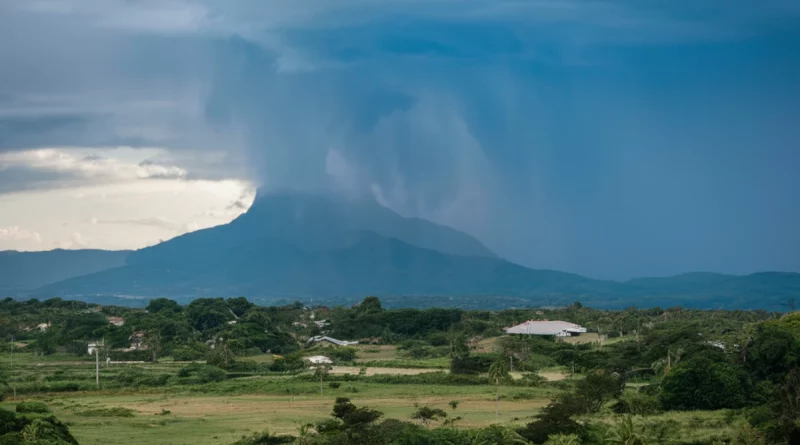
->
[[307, 336, 359, 346], [504, 320, 587, 336]]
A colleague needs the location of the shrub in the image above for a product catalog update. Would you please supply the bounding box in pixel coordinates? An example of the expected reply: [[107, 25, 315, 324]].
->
[[0, 432, 23, 445], [76, 407, 135, 417], [450, 354, 495, 375], [178, 364, 227, 383], [660, 357, 749, 410], [16, 402, 50, 414], [116, 367, 170, 387], [172, 346, 207, 361], [328, 347, 358, 362], [611, 391, 661, 416], [329, 382, 342, 389]]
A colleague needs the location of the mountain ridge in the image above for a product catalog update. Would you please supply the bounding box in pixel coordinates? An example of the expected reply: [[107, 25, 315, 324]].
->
[[2, 193, 798, 309]]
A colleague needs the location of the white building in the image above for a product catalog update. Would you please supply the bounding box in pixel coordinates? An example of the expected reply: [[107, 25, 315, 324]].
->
[[87, 341, 103, 355], [307, 336, 358, 346], [305, 355, 333, 365], [504, 320, 587, 337]]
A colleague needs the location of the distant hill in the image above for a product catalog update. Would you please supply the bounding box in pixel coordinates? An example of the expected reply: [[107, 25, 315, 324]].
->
[[0, 249, 130, 293], [4, 192, 800, 309], [39, 230, 618, 300]]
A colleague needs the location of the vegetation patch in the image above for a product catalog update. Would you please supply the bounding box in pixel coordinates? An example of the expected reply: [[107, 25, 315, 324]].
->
[[75, 407, 137, 417], [15, 401, 51, 414]]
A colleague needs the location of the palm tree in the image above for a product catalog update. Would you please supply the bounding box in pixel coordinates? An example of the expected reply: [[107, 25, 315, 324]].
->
[[545, 434, 582, 445], [488, 358, 510, 418], [605, 415, 650, 445], [22, 420, 43, 443], [470, 425, 529, 445]]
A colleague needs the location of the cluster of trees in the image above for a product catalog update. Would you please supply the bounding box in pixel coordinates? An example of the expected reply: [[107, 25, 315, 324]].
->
[[0, 402, 77, 445]]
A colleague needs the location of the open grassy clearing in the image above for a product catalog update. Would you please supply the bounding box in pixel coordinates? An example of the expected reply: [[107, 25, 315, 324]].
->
[[2, 386, 550, 445]]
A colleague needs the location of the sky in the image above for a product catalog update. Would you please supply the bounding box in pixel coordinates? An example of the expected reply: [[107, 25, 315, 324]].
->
[[0, 0, 798, 279]]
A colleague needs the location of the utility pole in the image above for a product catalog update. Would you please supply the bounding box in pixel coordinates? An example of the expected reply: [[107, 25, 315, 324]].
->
[[9, 336, 15, 400], [509, 355, 513, 372], [95, 348, 99, 388]]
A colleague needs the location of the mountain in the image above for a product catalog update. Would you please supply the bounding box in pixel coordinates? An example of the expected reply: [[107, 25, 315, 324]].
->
[[0, 249, 130, 293], [126, 192, 497, 267], [5, 192, 800, 309], [39, 230, 619, 300]]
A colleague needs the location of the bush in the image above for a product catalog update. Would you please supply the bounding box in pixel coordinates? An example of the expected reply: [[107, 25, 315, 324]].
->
[[178, 364, 227, 384], [0, 432, 23, 445], [660, 357, 749, 410], [230, 429, 295, 445], [611, 391, 661, 416], [172, 345, 208, 361], [329, 382, 342, 389], [76, 407, 135, 417], [450, 354, 495, 375], [327, 347, 358, 362], [16, 402, 50, 414]]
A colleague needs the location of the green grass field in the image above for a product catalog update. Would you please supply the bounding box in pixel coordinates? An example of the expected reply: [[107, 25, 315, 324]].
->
[[1, 343, 740, 445]]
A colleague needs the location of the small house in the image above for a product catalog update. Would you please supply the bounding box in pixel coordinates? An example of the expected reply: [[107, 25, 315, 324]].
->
[[87, 341, 103, 355], [107, 316, 125, 327], [504, 320, 587, 338]]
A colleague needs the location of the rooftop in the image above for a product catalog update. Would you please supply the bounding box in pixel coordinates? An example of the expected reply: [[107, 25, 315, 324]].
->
[[504, 320, 587, 336]]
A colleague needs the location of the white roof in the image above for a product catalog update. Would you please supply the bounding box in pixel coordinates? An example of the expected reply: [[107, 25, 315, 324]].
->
[[306, 355, 333, 364], [504, 320, 587, 336], [307, 336, 359, 346]]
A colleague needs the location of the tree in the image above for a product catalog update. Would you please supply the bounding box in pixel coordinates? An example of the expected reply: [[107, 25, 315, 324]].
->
[[488, 357, 510, 418], [186, 298, 231, 331], [145, 298, 181, 314], [145, 330, 161, 362], [357, 296, 383, 314], [575, 371, 624, 413], [410, 405, 447, 427], [207, 339, 235, 369], [448, 400, 460, 410], [328, 397, 384, 444], [744, 323, 800, 384], [226, 297, 253, 318], [660, 356, 749, 410], [469, 425, 529, 445]]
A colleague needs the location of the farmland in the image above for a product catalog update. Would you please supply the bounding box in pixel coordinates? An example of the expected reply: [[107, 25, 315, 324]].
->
[[1, 297, 798, 444]]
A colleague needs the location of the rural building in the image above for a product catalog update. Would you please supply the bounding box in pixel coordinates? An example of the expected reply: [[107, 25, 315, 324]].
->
[[126, 332, 146, 351], [504, 320, 587, 337], [107, 316, 125, 327], [307, 336, 358, 347], [36, 322, 51, 332], [305, 355, 333, 365], [87, 341, 103, 355]]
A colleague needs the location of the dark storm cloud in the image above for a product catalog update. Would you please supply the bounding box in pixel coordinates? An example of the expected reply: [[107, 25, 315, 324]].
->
[[1, 0, 799, 278]]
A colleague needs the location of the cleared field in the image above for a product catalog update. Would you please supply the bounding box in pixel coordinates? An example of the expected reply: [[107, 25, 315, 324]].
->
[[2, 387, 549, 445]]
